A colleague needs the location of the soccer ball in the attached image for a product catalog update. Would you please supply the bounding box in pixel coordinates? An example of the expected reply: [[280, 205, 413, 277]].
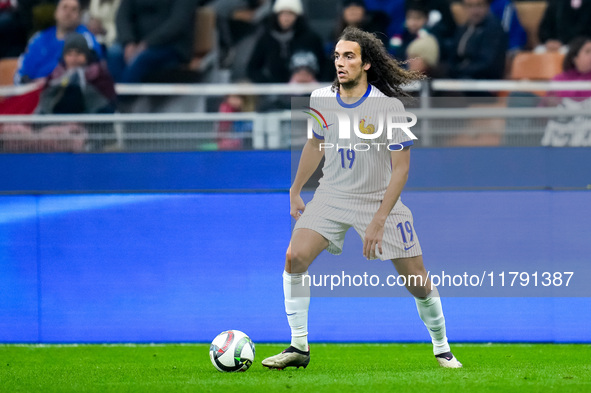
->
[[209, 330, 256, 372]]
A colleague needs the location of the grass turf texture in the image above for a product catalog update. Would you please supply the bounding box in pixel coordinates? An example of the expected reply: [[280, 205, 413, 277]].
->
[[1, 343, 590, 392]]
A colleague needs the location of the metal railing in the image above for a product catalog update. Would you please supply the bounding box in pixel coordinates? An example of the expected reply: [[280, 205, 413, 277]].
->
[[1, 80, 590, 151], [3, 80, 591, 97]]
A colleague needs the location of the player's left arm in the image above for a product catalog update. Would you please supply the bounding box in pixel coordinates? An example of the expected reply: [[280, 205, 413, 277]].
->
[[363, 147, 410, 259]]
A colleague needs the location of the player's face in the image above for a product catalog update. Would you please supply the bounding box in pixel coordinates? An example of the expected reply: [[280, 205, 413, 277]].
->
[[55, 0, 81, 31], [334, 40, 370, 89]]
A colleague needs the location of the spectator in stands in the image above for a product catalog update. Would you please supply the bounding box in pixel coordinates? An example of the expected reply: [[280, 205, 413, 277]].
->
[[551, 36, 591, 99], [107, 0, 197, 83], [258, 50, 319, 111], [217, 93, 255, 149], [447, 0, 507, 80], [288, 50, 319, 84], [405, 0, 456, 47], [208, 0, 271, 67], [247, 0, 326, 83], [406, 34, 440, 76], [538, 0, 591, 53], [0, 0, 33, 58], [490, 0, 526, 51], [14, 0, 103, 84], [1, 33, 115, 152], [388, 1, 434, 61], [364, 0, 455, 42], [363, 0, 405, 38], [84, 0, 121, 50], [36, 32, 116, 114], [333, 0, 389, 48]]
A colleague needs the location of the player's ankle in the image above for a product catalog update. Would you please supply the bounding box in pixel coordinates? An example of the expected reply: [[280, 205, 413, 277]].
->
[[434, 343, 451, 356], [291, 337, 309, 352]]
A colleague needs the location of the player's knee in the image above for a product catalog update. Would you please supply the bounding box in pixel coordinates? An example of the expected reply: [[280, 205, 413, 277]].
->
[[404, 277, 431, 298], [289, 247, 311, 273], [408, 285, 431, 299]]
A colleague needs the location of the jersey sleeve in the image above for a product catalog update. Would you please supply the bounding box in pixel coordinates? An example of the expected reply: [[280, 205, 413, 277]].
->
[[387, 98, 416, 149]]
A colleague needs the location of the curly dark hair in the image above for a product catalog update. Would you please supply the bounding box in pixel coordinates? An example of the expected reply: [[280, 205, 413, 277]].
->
[[331, 26, 425, 97]]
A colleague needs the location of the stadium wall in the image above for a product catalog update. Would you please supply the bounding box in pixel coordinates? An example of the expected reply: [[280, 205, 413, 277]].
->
[[0, 147, 590, 193], [0, 148, 590, 343]]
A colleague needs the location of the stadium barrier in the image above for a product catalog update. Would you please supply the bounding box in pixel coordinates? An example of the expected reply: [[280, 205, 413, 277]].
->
[[1, 189, 590, 343], [0, 104, 589, 150], [0, 147, 589, 194], [4, 80, 591, 96], [1, 80, 591, 150]]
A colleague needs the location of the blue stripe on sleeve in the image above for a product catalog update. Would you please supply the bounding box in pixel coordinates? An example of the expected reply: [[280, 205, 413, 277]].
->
[[313, 130, 325, 140]]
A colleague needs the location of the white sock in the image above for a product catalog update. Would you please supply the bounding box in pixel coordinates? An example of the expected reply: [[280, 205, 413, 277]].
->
[[414, 286, 450, 355], [283, 270, 310, 352]]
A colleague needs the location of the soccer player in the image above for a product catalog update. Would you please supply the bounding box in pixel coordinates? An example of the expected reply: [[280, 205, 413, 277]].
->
[[261, 26, 462, 370]]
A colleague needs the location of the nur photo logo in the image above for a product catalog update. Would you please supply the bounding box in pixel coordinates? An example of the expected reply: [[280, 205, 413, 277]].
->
[[302, 106, 419, 151]]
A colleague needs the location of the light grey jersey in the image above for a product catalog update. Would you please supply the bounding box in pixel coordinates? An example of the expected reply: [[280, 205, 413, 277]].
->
[[309, 84, 414, 198]]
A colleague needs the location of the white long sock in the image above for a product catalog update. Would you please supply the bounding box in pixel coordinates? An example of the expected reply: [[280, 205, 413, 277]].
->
[[283, 270, 310, 352], [414, 286, 450, 355]]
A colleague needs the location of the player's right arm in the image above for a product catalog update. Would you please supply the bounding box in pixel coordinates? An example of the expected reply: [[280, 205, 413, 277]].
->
[[290, 136, 324, 219]]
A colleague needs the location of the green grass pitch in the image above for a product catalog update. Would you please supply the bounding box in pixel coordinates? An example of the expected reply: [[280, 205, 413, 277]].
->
[[1, 343, 590, 392]]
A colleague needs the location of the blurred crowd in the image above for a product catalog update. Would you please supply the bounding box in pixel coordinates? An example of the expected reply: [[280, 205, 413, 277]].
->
[[1, 0, 591, 149], [2, 0, 591, 85]]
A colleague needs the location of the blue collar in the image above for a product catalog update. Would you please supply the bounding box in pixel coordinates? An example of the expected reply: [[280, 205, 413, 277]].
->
[[337, 84, 372, 108]]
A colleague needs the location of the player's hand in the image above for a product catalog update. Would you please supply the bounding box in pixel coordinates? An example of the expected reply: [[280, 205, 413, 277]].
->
[[363, 219, 384, 259], [290, 193, 306, 220]]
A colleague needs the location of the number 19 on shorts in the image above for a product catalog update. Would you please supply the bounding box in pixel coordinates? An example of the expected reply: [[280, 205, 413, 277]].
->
[[397, 221, 415, 250]]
